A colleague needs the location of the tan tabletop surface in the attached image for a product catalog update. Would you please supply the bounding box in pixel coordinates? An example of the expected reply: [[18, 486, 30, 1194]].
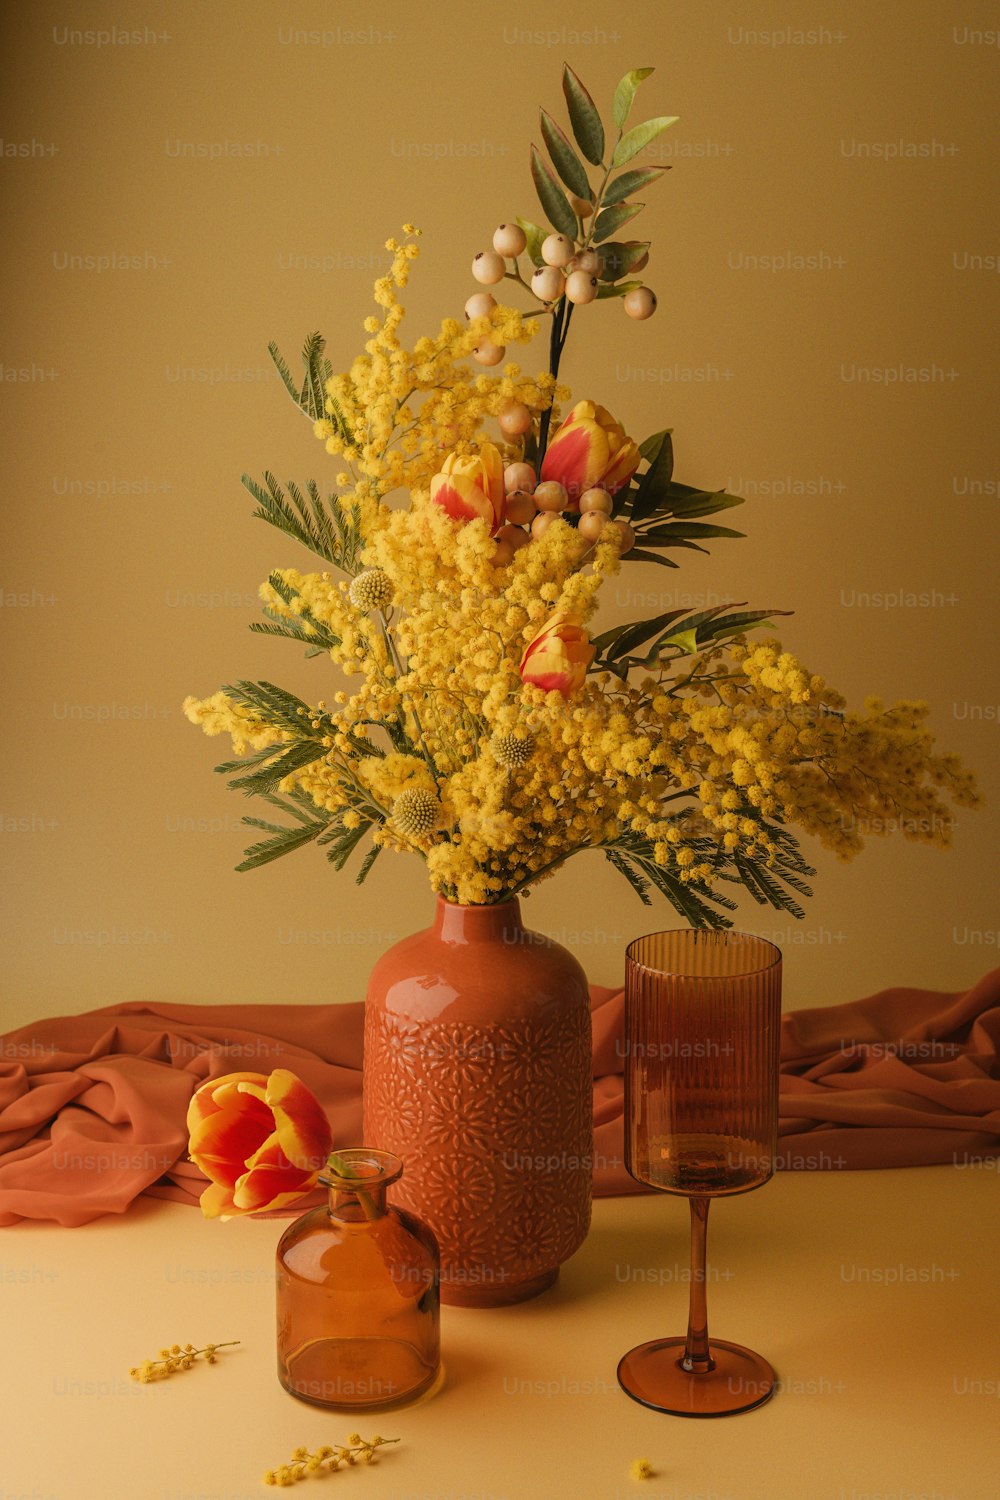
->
[[2, 1166, 997, 1500]]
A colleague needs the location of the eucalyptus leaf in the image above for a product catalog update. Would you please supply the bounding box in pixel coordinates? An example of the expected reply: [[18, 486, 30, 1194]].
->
[[598, 240, 650, 280], [539, 108, 591, 200], [530, 145, 578, 237], [598, 608, 690, 661], [612, 115, 680, 168], [660, 628, 700, 655], [602, 165, 669, 207], [638, 427, 672, 463], [629, 431, 675, 523], [593, 201, 644, 242], [637, 521, 745, 540], [515, 216, 547, 267], [659, 485, 745, 519], [622, 547, 679, 568], [612, 68, 655, 130], [595, 279, 644, 300], [562, 64, 605, 165], [632, 534, 709, 554]]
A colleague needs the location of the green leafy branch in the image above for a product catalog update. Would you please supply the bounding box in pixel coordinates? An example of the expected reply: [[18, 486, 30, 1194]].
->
[[241, 471, 362, 572], [268, 331, 343, 430], [591, 601, 791, 679], [604, 814, 815, 926], [232, 788, 386, 884], [521, 64, 676, 287]]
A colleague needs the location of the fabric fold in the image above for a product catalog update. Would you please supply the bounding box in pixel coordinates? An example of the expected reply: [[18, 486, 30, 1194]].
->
[[1, 967, 997, 1225]]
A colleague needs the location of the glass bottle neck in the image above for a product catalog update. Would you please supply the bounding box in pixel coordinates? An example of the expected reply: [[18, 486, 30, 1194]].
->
[[328, 1182, 388, 1223], [320, 1148, 402, 1223]]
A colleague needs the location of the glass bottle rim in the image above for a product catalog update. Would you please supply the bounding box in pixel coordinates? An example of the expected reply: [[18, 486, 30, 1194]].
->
[[625, 928, 782, 980], [318, 1147, 403, 1190]]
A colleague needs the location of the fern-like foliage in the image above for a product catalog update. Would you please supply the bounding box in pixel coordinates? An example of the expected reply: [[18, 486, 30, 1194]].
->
[[235, 792, 333, 872], [231, 789, 385, 883], [604, 814, 815, 926], [241, 472, 362, 571], [268, 332, 339, 426]]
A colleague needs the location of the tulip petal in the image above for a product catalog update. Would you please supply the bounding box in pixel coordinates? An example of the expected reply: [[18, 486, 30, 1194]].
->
[[265, 1068, 333, 1173], [430, 475, 493, 526], [231, 1131, 316, 1213], [601, 440, 640, 494], [198, 1181, 238, 1219], [185, 1070, 269, 1135], [188, 1089, 274, 1189]]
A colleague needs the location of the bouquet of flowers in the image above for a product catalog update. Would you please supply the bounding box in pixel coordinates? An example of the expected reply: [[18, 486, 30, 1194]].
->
[[185, 65, 977, 926]]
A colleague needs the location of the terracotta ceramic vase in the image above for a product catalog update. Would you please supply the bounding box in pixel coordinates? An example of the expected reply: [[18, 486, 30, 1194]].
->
[[363, 896, 592, 1307]]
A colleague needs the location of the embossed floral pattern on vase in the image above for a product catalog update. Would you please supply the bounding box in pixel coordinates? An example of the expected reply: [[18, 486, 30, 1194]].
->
[[363, 898, 592, 1307]]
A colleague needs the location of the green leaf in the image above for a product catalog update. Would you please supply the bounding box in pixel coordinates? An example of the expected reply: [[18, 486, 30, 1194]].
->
[[622, 547, 679, 568], [602, 165, 669, 207], [515, 217, 547, 267], [604, 848, 652, 905], [226, 739, 330, 798], [659, 628, 700, 655], [539, 108, 591, 200], [222, 679, 322, 738], [593, 201, 644, 243], [530, 145, 578, 238], [612, 68, 655, 130], [355, 842, 383, 887], [643, 481, 745, 521], [629, 431, 675, 523], [593, 607, 690, 661], [636, 521, 745, 541], [319, 819, 372, 872], [235, 812, 328, 872], [562, 64, 605, 166], [612, 115, 680, 168], [697, 608, 792, 644], [638, 428, 672, 464], [267, 333, 334, 425], [242, 471, 362, 570], [598, 241, 650, 281], [595, 279, 643, 300]]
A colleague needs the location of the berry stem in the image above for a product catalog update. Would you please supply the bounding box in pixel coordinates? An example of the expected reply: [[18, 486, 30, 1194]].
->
[[536, 295, 574, 468]]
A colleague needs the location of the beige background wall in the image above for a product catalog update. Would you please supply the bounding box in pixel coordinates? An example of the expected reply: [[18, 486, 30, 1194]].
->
[[3, 1, 997, 1027]]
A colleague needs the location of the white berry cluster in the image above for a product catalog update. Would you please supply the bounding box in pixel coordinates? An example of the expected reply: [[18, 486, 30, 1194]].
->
[[469, 219, 656, 362], [490, 458, 636, 569]]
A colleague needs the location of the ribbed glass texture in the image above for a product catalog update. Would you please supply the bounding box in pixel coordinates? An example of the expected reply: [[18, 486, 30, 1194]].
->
[[624, 930, 781, 1197]]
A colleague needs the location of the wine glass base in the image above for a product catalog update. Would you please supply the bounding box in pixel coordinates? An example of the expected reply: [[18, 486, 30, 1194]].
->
[[617, 1337, 776, 1417]]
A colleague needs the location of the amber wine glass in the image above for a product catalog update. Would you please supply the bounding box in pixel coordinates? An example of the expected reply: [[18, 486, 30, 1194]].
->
[[618, 929, 781, 1417]]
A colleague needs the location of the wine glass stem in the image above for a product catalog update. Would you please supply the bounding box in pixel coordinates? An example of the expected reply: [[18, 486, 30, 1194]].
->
[[682, 1195, 715, 1374]]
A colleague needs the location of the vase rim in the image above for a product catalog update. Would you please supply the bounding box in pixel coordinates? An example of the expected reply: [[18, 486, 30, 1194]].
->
[[434, 894, 520, 911]]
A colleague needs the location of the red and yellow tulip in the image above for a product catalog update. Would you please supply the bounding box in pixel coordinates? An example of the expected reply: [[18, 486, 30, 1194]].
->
[[429, 441, 506, 532], [519, 610, 595, 695], [539, 400, 640, 505], [186, 1068, 333, 1219]]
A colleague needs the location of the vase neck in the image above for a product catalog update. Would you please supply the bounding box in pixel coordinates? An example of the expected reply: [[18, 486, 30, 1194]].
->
[[433, 896, 524, 945]]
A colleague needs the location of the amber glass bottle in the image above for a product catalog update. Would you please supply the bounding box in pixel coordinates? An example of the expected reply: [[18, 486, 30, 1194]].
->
[[276, 1149, 440, 1409]]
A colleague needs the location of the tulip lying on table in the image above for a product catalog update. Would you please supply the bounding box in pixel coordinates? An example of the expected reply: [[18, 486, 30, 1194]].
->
[[186, 1068, 333, 1219]]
